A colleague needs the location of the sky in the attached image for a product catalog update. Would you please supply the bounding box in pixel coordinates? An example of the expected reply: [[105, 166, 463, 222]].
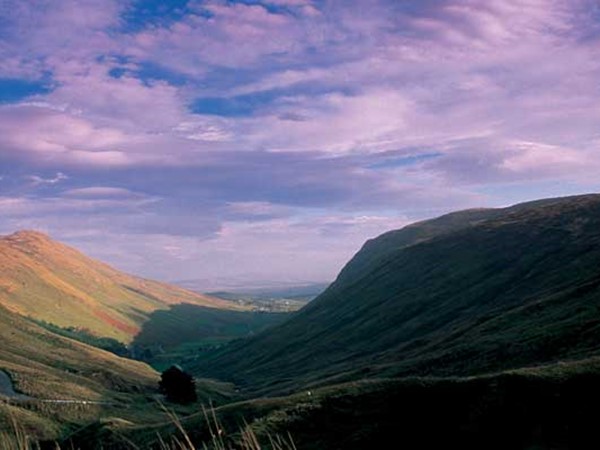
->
[[0, 0, 599, 290]]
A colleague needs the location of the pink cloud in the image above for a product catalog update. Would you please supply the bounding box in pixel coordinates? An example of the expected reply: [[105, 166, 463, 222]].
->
[[264, 0, 313, 5], [0, 104, 142, 167], [245, 89, 414, 154], [27, 172, 68, 185], [0, 101, 238, 168], [0, 0, 122, 77], [500, 141, 590, 175], [413, 0, 578, 50], [225, 201, 292, 218], [128, 0, 322, 71], [41, 59, 186, 132]]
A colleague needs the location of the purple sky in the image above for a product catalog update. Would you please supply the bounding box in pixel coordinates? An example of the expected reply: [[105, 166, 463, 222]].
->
[[1, 0, 599, 290]]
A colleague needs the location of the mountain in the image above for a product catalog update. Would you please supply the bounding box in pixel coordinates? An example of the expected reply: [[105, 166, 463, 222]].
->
[[195, 194, 600, 394], [0, 230, 240, 342]]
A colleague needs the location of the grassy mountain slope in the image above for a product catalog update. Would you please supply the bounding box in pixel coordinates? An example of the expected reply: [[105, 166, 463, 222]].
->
[[195, 194, 600, 393], [0, 231, 240, 342], [0, 304, 159, 440]]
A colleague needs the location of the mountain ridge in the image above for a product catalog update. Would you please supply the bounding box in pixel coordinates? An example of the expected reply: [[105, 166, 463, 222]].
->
[[193, 193, 600, 394]]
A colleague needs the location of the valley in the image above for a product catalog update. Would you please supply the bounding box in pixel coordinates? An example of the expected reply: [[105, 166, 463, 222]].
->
[[206, 283, 328, 312], [131, 304, 289, 370], [0, 233, 275, 446], [3, 194, 600, 449]]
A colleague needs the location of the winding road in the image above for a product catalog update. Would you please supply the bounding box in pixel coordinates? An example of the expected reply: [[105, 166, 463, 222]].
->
[[0, 369, 114, 405]]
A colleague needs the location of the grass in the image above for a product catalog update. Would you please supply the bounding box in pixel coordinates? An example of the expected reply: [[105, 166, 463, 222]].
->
[[32, 321, 129, 357], [132, 304, 288, 369], [0, 303, 250, 445], [134, 305, 288, 349], [0, 303, 180, 443], [0, 232, 276, 445]]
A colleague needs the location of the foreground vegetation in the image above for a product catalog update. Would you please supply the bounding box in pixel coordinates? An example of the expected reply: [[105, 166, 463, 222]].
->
[[1, 405, 297, 450], [24, 356, 599, 449]]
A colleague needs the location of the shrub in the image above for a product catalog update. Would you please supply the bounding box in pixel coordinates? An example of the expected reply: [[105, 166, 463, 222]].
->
[[159, 365, 197, 404]]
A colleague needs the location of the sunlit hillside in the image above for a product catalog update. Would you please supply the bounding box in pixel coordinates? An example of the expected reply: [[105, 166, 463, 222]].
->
[[0, 231, 243, 342]]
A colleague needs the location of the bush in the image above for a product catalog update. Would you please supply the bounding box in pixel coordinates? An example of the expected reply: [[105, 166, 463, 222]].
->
[[159, 365, 197, 404]]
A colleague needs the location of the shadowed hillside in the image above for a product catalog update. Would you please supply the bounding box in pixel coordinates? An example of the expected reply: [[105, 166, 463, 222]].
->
[[0, 231, 242, 342], [194, 194, 600, 394], [132, 304, 288, 370]]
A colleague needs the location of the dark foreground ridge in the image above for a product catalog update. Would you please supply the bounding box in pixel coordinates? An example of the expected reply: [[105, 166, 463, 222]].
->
[[67, 358, 600, 450]]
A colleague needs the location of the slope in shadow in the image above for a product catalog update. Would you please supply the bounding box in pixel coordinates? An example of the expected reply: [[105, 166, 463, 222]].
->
[[131, 304, 288, 367]]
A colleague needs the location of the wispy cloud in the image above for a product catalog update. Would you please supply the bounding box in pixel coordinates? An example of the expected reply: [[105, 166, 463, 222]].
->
[[27, 172, 68, 185]]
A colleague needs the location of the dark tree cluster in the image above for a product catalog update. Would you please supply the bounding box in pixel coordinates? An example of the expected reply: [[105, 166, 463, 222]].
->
[[159, 365, 197, 404]]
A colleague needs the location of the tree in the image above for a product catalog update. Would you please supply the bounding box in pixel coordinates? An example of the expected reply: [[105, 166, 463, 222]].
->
[[159, 365, 197, 404]]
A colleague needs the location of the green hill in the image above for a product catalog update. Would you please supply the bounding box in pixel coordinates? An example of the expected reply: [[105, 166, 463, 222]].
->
[[194, 194, 600, 394], [0, 231, 241, 342]]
